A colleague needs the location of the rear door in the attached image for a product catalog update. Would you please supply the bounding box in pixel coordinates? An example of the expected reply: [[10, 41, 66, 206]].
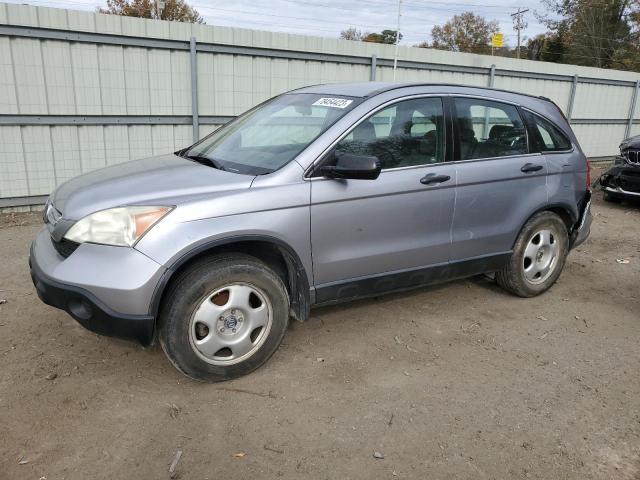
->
[[451, 96, 548, 262], [310, 96, 456, 300]]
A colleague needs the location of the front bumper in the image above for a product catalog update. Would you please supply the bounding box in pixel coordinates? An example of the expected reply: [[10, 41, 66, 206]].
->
[[599, 160, 640, 197], [29, 227, 165, 345], [570, 191, 592, 249], [604, 185, 640, 198]]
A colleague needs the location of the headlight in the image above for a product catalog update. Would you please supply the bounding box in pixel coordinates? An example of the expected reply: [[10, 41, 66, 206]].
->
[[64, 206, 172, 247]]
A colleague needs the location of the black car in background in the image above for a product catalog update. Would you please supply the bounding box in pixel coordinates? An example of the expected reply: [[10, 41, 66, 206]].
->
[[599, 135, 640, 202]]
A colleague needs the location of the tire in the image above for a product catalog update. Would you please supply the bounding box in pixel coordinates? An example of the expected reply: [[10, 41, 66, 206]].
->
[[158, 253, 289, 382], [603, 191, 623, 203], [496, 211, 569, 298]]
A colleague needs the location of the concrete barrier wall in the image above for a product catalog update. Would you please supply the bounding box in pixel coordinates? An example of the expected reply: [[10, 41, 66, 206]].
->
[[1, 2, 638, 206]]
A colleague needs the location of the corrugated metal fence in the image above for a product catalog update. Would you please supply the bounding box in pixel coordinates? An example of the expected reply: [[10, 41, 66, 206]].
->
[[1, 2, 640, 208]]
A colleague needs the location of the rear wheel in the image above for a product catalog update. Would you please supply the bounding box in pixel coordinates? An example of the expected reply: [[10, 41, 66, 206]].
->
[[496, 212, 569, 297], [158, 254, 289, 382]]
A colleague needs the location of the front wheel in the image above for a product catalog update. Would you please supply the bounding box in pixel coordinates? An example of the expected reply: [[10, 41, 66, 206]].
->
[[158, 254, 289, 382], [496, 212, 569, 298]]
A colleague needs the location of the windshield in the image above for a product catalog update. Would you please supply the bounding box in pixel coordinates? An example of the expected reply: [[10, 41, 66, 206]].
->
[[183, 93, 361, 175]]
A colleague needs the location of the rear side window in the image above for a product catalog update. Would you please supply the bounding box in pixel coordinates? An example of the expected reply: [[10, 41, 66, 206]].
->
[[528, 112, 572, 152], [453, 98, 528, 161]]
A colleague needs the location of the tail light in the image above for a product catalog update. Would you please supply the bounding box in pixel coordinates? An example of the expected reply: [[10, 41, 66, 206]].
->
[[585, 155, 591, 190]]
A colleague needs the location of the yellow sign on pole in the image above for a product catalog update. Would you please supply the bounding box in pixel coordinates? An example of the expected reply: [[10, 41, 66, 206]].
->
[[491, 32, 504, 48]]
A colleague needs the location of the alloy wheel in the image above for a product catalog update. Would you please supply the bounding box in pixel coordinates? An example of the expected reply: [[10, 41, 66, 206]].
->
[[522, 229, 560, 285], [189, 283, 273, 365]]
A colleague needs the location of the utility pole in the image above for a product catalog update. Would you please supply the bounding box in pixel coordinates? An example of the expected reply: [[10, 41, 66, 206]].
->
[[156, 0, 166, 19], [392, 0, 403, 81], [511, 7, 529, 59]]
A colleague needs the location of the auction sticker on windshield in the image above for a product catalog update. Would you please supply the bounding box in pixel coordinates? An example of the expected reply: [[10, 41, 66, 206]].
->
[[312, 97, 354, 108]]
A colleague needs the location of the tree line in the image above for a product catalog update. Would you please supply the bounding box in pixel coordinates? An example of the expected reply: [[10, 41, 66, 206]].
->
[[341, 0, 640, 72]]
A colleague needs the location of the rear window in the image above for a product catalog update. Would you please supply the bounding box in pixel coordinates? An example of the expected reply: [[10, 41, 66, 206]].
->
[[453, 97, 528, 161], [528, 112, 572, 152]]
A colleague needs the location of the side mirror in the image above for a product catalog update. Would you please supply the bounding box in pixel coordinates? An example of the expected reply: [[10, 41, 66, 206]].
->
[[320, 152, 381, 180]]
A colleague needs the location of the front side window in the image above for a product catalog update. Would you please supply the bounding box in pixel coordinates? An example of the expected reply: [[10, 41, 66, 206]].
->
[[331, 97, 445, 170], [527, 112, 572, 152], [185, 94, 360, 175], [453, 98, 528, 160]]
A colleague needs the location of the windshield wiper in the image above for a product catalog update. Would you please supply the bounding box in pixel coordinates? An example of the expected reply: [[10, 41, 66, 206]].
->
[[183, 154, 226, 171]]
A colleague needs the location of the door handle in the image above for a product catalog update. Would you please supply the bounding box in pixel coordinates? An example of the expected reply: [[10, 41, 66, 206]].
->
[[420, 173, 451, 185], [521, 163, 543, 173]]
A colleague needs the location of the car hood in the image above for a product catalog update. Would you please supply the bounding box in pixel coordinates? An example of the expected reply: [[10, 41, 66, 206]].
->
[[620, 134, 640, 150], [52, 154, 255, 220]]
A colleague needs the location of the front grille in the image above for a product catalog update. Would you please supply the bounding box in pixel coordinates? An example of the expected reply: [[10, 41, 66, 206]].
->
[[51, 237, 80, 258], [622, 149, 640, 166], [43, 200, 78, 258], [620, 181, 640, 193], [44, 201, 62, 225]]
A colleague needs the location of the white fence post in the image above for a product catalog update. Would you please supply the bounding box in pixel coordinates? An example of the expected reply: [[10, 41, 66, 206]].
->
[[370, 55, 377, 81], [190, 36, 199, 144], [566, 74, 578, 121], [625, 79, 640, 140]]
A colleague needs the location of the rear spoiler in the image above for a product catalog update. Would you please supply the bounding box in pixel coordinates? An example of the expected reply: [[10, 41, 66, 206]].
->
[[538, 96, 570, 123]]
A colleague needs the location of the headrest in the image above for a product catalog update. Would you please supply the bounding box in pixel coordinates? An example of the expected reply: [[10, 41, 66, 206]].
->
[[489, 125, 515, 141]]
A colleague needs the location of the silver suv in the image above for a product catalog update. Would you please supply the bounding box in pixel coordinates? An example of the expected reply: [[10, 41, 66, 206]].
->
[[30, 83, 592, 381]]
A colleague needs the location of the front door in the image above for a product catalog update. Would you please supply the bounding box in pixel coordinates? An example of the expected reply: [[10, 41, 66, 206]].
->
[[309, 96, 456, 302], [450, 96, 548, 262]]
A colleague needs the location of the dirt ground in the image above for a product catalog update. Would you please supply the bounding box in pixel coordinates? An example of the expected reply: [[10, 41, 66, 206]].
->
[[1, 165, 639, 480]]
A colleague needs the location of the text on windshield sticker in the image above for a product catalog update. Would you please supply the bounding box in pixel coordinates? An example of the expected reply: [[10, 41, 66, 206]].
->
[[312, 97, 354, 109]]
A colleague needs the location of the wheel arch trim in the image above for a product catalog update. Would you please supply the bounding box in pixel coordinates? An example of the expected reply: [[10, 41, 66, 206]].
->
[[513, 202, 579, 249], [148, 234, 311, 324]]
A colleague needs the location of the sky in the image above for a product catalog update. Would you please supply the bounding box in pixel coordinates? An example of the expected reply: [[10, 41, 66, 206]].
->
[[4, 0, 550, 47]]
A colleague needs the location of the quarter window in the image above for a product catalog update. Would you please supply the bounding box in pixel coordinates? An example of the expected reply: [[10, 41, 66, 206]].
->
[[453, 98, 528, 160], [333, 97, 445, 169], [529, 113, 572, 151]]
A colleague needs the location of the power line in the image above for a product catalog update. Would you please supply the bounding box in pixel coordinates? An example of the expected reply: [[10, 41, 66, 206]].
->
[[190, 3, 438, 33], [350, 0, 515, 11], [285, 0, 523, 18], [187, 2, 511, 44], [3, 0, 530, 44], [192, 1, 521, 33]]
